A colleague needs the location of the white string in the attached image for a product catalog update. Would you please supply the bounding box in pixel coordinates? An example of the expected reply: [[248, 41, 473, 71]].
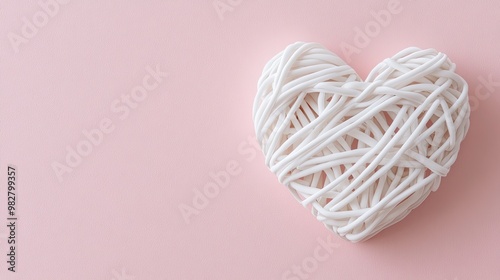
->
[[253, 42, 470, 242]]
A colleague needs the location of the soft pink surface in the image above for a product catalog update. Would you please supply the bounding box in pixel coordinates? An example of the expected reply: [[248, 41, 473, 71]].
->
[[1, 0, 499, 279]]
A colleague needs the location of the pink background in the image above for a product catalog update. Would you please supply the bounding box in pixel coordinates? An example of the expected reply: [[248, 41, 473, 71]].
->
[[1, 0, 500, 279]]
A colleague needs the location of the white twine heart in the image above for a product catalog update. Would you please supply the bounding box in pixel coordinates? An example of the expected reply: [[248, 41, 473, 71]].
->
[[253, 42, 470, 242]]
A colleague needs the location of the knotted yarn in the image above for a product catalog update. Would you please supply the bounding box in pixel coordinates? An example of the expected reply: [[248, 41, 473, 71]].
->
[[253, 42, 470, 242]]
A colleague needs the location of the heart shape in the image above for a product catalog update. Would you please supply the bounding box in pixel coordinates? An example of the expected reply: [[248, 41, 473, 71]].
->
[[253, 42, 470, 242]]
